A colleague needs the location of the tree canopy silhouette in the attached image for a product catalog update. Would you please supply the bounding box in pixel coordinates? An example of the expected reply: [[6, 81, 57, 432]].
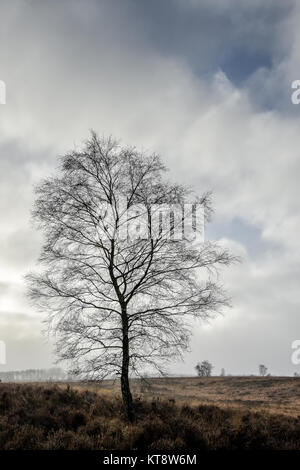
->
[[27, 132, 235, 420]]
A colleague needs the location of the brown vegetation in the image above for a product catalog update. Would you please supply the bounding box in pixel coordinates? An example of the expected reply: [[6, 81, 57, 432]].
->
[[1, 380, 300, 450], [72, 375, 300, 417]]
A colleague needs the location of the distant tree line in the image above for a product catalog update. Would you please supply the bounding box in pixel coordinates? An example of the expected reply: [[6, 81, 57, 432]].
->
[[0, 367, 68, 382], [194, 362, 272, 377]]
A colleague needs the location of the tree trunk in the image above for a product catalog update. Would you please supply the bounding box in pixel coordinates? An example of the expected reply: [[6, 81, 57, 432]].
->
[[121, 306, 133, 421]]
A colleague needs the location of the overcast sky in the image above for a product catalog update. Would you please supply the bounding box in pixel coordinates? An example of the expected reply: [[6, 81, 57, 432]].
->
[[1, 0, 300, 376]]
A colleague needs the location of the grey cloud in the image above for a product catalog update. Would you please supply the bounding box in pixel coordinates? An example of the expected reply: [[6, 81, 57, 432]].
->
[[125, 0, 294, 81], [0, 312, 54, 371], [0, 0, 299, 374]]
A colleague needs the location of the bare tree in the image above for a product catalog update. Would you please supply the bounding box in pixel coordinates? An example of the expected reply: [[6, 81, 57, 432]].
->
[[220, 368, 225, 377], [27, 132, 235, 420], [195, 360, 213, 377], [259, 364, 268, 377]]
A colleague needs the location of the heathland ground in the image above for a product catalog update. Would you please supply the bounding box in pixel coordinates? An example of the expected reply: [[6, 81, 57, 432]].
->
[[1, 376, 300, 450]]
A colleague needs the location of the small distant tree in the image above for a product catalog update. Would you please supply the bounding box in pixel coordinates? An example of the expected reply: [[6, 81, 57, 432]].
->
[[259, 364, 268, 377], [196, 360, 213, 377], [220, 368, 225, 377]]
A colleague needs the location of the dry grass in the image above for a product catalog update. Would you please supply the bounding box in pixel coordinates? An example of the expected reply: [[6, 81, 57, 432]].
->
[[71, 376, 300, 418], [2, 381, 300, 450]]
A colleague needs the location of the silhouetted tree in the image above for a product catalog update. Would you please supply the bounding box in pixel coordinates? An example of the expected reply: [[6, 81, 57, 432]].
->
[[196, 360, 213, 377], [27, 132, 235, 420], [259, 364, 268, 377]]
